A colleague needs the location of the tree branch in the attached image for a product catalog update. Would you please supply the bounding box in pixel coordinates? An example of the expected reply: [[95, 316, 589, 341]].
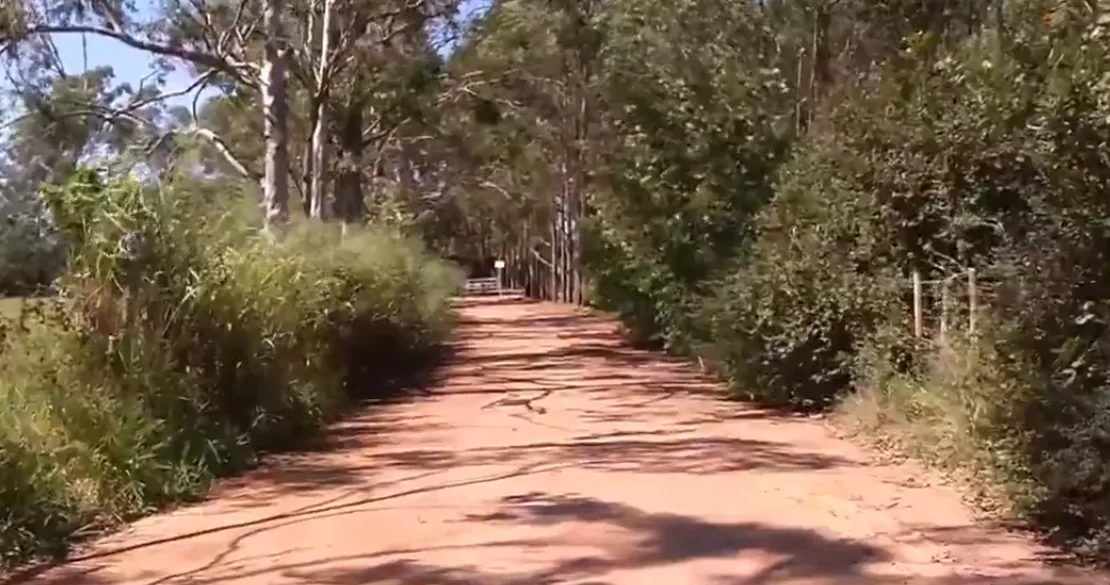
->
[[0, 73, 258, 182], [180, 127, 261, 179], [13, 25, 256, 83], [530, 247, 554, 268], [362, 115, 406, 148], [0, 71, 217, 134]]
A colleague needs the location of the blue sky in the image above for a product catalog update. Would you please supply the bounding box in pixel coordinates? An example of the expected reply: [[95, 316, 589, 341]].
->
[[22, 0, 490, 109], [47, 1, 199, 106]]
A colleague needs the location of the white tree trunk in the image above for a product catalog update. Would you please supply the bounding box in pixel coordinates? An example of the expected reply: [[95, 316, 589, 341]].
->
[[309, 0, 335, 219], [301, 0, 319, 217], [261, 0, 291, 231]]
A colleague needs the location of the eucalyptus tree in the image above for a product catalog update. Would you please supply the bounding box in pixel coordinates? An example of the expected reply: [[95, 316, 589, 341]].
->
[[1, 0, 294, 229]]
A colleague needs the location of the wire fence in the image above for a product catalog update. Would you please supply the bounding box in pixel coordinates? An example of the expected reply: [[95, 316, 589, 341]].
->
[[907, 261, 1022, 343]]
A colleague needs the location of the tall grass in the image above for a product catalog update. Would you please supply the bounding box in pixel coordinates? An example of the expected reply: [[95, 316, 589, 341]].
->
[[839, 327, 1040, 515], [840, 310, 1110, 560], [0, 170, 462, 568]]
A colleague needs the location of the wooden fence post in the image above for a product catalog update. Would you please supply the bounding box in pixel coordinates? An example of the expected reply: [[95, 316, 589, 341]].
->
[[939, 278, 949, 343], [967, 267, 978, 334], [912, 269, 924, 339]]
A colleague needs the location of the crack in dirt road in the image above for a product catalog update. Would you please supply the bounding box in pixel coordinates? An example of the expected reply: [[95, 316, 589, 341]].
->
[[12, 297, 1105, 585]]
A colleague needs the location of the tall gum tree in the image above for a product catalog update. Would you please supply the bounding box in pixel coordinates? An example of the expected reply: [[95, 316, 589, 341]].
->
[[1, 0, 293, 230]]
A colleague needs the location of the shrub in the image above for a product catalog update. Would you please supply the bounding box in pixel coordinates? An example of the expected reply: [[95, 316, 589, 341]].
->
[[701, 141, 901, 409], [0, 170, 460, 567], [843, 303, 1110, 560]]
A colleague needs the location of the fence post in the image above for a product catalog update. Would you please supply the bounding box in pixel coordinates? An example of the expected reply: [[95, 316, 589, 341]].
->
[[967, 267, 978, 334], [939, 278, 949, 343], [912, 269, 924, 338], [494, 259, 505, 298]]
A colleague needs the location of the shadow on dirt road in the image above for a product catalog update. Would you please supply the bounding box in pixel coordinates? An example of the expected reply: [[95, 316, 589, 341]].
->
[[9, 297, 1102, 585]]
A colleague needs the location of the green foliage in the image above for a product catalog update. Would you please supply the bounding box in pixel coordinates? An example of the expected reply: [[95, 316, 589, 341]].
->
[[810, 1, 1110, 557], [0, 170, 459, 567], [572, 0, 1110, 558], [704, 143, 900, 409], [837, 2, 1110, 556], [584, 0, 791, 351]]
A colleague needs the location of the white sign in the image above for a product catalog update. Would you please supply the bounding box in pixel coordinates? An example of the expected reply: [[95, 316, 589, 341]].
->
[[494, 259, 505, 269]]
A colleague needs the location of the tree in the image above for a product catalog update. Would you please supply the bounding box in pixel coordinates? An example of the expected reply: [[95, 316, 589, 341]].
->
[[2, 0, 294, 229]]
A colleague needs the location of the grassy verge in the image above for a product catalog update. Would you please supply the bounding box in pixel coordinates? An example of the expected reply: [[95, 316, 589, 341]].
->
[[837, 324, 1110, 562], [836, 332, 1035, 515], [0, 171, 462, 569]]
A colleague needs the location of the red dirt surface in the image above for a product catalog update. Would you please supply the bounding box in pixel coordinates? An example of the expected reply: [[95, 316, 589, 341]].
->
[[10, 297, 1106, 585]]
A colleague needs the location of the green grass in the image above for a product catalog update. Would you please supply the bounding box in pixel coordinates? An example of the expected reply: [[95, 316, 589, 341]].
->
[[0, 173, 463, 569]]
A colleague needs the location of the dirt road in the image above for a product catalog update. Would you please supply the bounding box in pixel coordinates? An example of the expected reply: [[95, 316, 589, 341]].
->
[[14, 297, 1104, 585]]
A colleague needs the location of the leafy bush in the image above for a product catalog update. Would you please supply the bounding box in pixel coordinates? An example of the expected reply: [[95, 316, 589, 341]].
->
[[703, 142, 901, 409], [0, 170, 460, 567]]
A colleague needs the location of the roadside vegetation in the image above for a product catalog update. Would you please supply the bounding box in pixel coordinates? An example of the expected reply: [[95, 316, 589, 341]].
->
[[1, 0, 478, 568], [0, 172, 460, 567]]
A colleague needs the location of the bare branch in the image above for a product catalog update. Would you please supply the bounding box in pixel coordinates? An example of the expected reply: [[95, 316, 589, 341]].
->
[[220, 0, 253, 55], [480, 179, 516, 199], [360, 115, 388, 147], [87, 0, 126, 32], [369, 121, 404, 171], [190, 75, 215, 124], [142, 124, 260, 180], [530, 247, 554, 268], [134, 67, 164, 98], [182, 127, 260, 179], [14, 24, 256, 84], [0, 71, 217, 134]]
